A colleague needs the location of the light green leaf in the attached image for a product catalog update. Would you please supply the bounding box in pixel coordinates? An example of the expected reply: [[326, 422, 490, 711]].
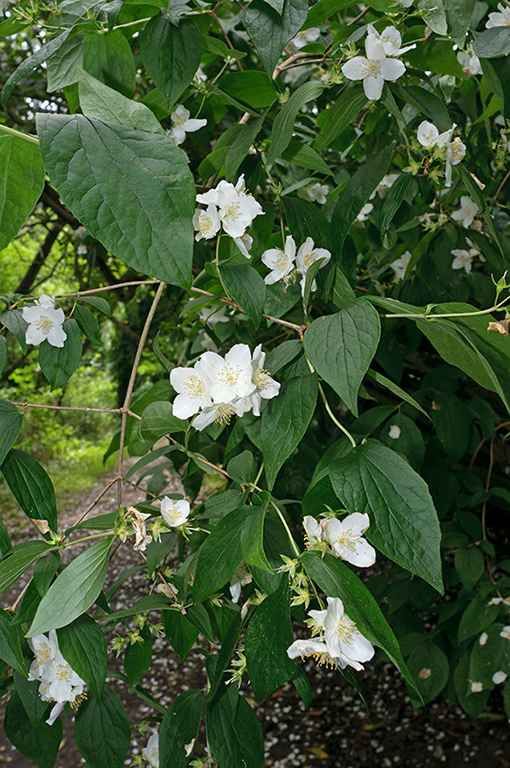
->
[[1, 449, 57, 532], [241, 497, 272, 574], [82, 30, 136, 97], [281, 138, 334, 176], [27, 538, 113, 637], [219, 71, 277, 108], [74, 686, 131, 768], [46, 35, 85, 91], [0, 400, 22, 467], [36, 113, 195, 287], [38, 318, 83, 389], [267, 81, 326, 163], [474, 27, 510, 58], [0, 132, 45, 252], [220, 263, 266, 328], [245, 0, 309, 76], [74, 305, 102, 346], [206, 693, 264, 768], [57, 615, 108, 702], [303, 300, 380, 416], [0, 542, 51, 595]]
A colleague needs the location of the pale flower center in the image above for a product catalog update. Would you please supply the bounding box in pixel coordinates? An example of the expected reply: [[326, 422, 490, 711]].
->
[[450, 138, 464, 161], [165, 505, 182, 524], [222, 201, 241, 221], [253, 366, 270, 390], [218, 365, 241, 387], [336, 616, 357, 643], [35, 315, 54, 334], [172, 111, 187, 126], [301, 250, 317, 270], [184, 375, 205, 398], [198, 213, 212, 234], [215, 403, 235, 424], [335, 530, 358, 553], [35, 644, 52, 666], [423, 130, 436, 145], [55, 662, 73, 682], [362, 58, 382, 78]]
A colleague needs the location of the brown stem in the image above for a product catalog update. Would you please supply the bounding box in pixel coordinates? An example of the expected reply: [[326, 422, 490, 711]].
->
[[74, 476, 122, 527], [492, 169, 510, 206], [117, 282, 166, 506], [16, 221, 66, 295], [11, 401, 123, 414], [11, 280, 160, 308], [211, 9, 244, 71]]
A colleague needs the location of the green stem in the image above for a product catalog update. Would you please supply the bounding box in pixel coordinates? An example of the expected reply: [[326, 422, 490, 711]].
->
[[253, 462, 264, 488], [108, 17, 152, 32], [215, 234, 230, 298], [269, 497, 301, 558], [66, 532, 114, 547], [383, 297, 510, 322], [0, 124, 39, 145], [318, 381, 357, 449]]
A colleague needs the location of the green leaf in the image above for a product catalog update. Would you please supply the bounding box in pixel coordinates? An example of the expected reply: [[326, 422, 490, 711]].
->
[[4, 690, 62, 768], [469, 623, 510, 690], [328, 441, 443, 593], [302, 552, 421, 699], [245, 0, 308, 77], [378, 173, 411, 236], [455, 546, 485, 591], [267, 81, 326, 163], [458, 596, 501, 644], [33, 551, 60, 596], [38, 318, 83, 389], [207, 613, 244, 701], [0, 542, 51, 595], [162, 609, 199, 662], [331, 143, 394, 254], [241, 499, 272, 573], [78, 68, 164, 133], [474, 27, 510, 58], [160, 690, 204, 768], [74, 304, 102, 345], [1, 449, 57, 532], [140, 16, 202, 108], [259, 373, 318, 490], [303, 300, 380, 416], [443, 0, 476, 46], [305, 0, 352, 26], [0, 519, 11, 558], [455, 651, 490, 719], [407, 642, 449, 705], [36, 114, 195, 287], [220, 263, 266, 328], [283, 196, 332, 251], [124, 624, 152, 687], [0, 309, 28, 354], [14, 671, 50, 727], [57, 615, 108, 701], [393, 83, 451, 131], [264, 339, 302, 373], [0, 400, 22, 467], [139, 400, 188, 444], [227, 450, 255, 485], [82, 30, 136, 98], [406, 40, 465, 79], [124, 445, 176, 482], [366, 368, 430, 420], [78, 295, 111, 317], [27, 538, 113, 637], [259, 0, 285, 13], [0, 132, 45, 252], [225, 116, 265, 181], [46, 34, 85, 91], [281, 138, 333, 176], [145, 532, 177, 577], [219, 71, 277, 108], [0, 336, 6, 376], [314, 87, 366, 152], [0, 609, 27, 675], [245, 577, 297, 700], [206, 692, 265, 768], [2, 29, 71, 110], [193, 507, 246, 604], [74, 685, 131, 768]]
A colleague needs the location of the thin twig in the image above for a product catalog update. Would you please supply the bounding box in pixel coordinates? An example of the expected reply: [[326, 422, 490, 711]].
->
[[74, 476, 122, 527], [492, 169, 510, 207], [12, 401, 122, 415], [10, 280, 160, 308]]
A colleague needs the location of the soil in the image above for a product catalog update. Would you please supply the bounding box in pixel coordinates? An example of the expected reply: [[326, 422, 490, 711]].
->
[[1, 464, 509, 768]]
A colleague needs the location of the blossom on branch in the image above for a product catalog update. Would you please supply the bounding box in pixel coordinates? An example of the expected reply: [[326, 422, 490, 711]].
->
[[303, 513, 376, 567], [342, 28, 407, 101], [22, 294, 67, 348], [261, 235, 331, 296], [195, 175, 263, 243], [161, 497, 190, 527], [451, 196, 479, 228], [416, 121, 466, 187], [168, 105, 207, 145], [486, 3, 510, 28]]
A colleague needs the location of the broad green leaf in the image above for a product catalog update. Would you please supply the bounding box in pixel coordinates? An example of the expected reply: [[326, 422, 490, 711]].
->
[[14, 672, 50, 727], [27, 538, 113, 637], [36, 114, 195, 287], [0, 542, 51, 595], [206, 692, 264, 768], [220, 263, 266, 328], [4, 690, 62, 768], [0, 400, 22, 467], [74, 304, 102, 345], [139, 401, 188, 444], [304, 300, 380, 416], [227, 450, 255, 485], [302, 552, 420, 698], [163, 609, 199, 662], [82, 30, 136, 98], [207, 613, 244, 701], [38, 318, 83, 389], [474, 27, 510, 58], [57, 615, 108, 701], [331, 143, 394, 254], [2, 29, 71, 109], [193, 507, 246, 603], [393, 83, 452, 131], [281, 139, 333, 176], [443, 0, 476, 45], [378, 173, 411, 236], [78, 68, 164, 133], [259, 373, 318, 489], [314, 87, 366, 152], [328, 441, 443, 593], [469, 623, 510, 690], [430, 392, 470, 462], [140, 16, 202, 108], [219, 71, 277, 108], [0, 309, 29, 354], [46, 35, 85, 91], [380, 413, 424, 472], [78, 295, 111, 317], [267, 81, 326, 163], [366, 368, 430, 419], [1, 449, 57, 532], [124, 624, 152, 687], [455, 546, 485, 591], [124, 445, 176, 482], [74, 686, 131, 768], [145, 532, 178, 577], [241, 499, 272, 573], [225, 115, 265, 181], [33, 551, 60, 596], [458, 596, 501, 644], [406, 41, 465, 79], [264, 339, 302, 373], [305, 0, 352, 26], [160, 689, 204, 768], [407, 642, 449, 704], [259, 0, 285, 13], [455, 651, 490, 719], [0, 609, 27, 675], [245, 0, 309, 77], [245, 577, 297, 700], [0, 132, 45, 252]]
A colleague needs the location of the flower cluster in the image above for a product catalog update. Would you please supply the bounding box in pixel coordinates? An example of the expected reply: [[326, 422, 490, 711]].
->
[[262, 235, 331, 296], [342, 25, 414, 101], [171, 343, 280, 430], [417, 120, 466, 187], [303, 513, 376, 568], [193, 174, 263, 258], [22, 294, 67, 348], [28, 631, 86, 726]]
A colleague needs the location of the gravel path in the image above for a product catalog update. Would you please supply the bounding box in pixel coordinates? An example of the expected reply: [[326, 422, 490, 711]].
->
[[1, 465, 509, 767]]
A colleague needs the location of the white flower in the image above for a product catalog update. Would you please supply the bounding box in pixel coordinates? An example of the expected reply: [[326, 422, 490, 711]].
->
[[193, 204, 221, 241], [342, 34, 406, 101], [371, 173, 399, 200], [234, 232, 253, 259], [479, 632, 488, 646], [356, 202, 374, 222], [486, 3, 510, 28], [199, 344, 256, 404], [194, 65, 208, 84], [230, 563, 252, 603], [470, 681, 483, 693], [262, 235, 297, 286], [171, 364, 212, 419], [390, 250, 412, 280], [489, 596, 510, 606], [451, 239, 480, 273], [236, 343, 280, 417], [290, 27, 320, 51], [168, 105, 207, 145], [417, 120, 443, 149], [22, 294, 67, 348], [296, 237, 331, 295], [76, 244, 88, 256], [288, 597, 375, 672], [500, 625, 510, 640], [418, 121, 466, 186], [298, 182, 330, 205], [366, 25, 416, 57], [493, 670, 508, 684], [197, 175, 263, 239], [323, 513, 376, 567], [192, 402, 237, 430], [451, 196, 479, 228], [303, 515, 324, 549], [125, 507, 153, 551], [161, 497, 190, 527], [388, 424, 401, 439], [445, 137, 466, 187], [143, 730, 160, 768], [467, 55, 482, 76]]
